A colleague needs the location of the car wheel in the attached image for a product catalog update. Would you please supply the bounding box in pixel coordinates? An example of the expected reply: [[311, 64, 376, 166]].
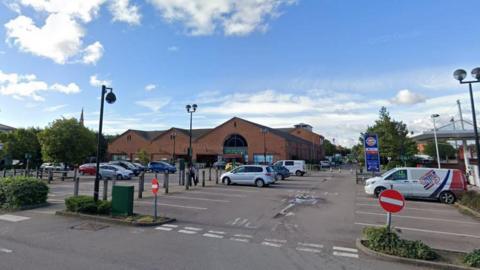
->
[[223, 177, 231, 185], [295, 170, 302, 176], [439, 191, 456, 204], [255, 179, 265, 188], [281, 175, 285, 180], [116, 174, 123, 180], [374, 186, 386, 198]]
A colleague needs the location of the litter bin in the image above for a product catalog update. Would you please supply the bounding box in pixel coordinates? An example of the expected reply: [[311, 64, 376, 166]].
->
[[111, 185, 134, 216]]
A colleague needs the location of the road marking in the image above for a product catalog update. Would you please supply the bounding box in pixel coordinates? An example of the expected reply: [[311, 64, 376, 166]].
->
[[206, 187, 259, 193], [162, 224, 178, 228], [298, 242, 323, 249], [47, 199, 65, 203], [354, 222, 480, 239], [234, 234, 253, 238], [0, 214, 30, 222], [279, 203, 295, 215], [135, 201, 207, 210], [155, 227, 172, 231], [208, 230, 225, 234], [356, 203, 454, 212], [178, 230, 197, 234], [189, 191, 246, 198], [184, 227, 203, 231], [379, 196, 404, 206], [165, 195, 230, 203], [26, 210, 56, 215], [203, 233, 224, 239], [333, 246, 358, 253], [230, 237, 249, 243], [264, 238, 287, 243], [333, 251, 359, 258], [261, 241, 283, 248], [0, 248, 13, 253], [296, 247, 321, 253], [355, 211, 480, 225]]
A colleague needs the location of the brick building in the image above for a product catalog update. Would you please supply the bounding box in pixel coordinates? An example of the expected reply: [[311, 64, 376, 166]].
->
[[108, 117, 324, 164]]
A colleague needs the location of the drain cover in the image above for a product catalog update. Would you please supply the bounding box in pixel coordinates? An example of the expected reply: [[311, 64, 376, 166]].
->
[[70, 222, 109, 231]]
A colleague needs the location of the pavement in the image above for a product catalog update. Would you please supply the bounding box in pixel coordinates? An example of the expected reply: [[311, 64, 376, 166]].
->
[[0, 169, 478, 269]]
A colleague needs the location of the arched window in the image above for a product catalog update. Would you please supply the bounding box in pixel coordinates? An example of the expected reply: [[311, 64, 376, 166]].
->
[[224, 134, 248, 147]]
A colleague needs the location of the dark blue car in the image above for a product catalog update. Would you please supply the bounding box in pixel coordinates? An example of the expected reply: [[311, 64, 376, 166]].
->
[[272, 165, 290, 180], [148, 161, 177, 173]]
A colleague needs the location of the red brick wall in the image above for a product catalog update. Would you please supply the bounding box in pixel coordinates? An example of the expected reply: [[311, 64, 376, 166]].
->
[[288, 128, 325, 161], [149, 129, 190, 161], [108, 130, 150, 160]]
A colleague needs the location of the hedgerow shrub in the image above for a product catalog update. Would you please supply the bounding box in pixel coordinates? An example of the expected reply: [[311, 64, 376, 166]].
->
[[65, 196, 111, 215], [0, 177, 49, 208], [459, 191, 480, 212], [464, 249, 480, 267]]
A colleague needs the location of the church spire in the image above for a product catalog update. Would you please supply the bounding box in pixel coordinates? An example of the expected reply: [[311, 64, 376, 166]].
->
[[79, 108, 84, 126]]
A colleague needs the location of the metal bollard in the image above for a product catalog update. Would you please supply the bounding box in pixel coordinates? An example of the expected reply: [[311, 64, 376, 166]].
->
[[155, 172, 158, 180], [36, 168, 39, 178], [202, 170, 205, 187], [209, 167, 212, 181], [185, 171, 189, 190], [103, 180, 108, 201], [13, 168, 16, 176], [73, 169, 79, 196], [164, 173, 169, 194], [138, 172, 144, 199], [215, 168, 219, 184], [40, 169, 43, 179], [182, 170, 185, 186], [3, 169, 6, 177], [48, 170, 53, 184]]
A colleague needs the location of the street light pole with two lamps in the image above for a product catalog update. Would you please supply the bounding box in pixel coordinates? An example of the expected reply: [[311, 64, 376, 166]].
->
[[431, 114, 441, 169], [186, 104, 197, 166]]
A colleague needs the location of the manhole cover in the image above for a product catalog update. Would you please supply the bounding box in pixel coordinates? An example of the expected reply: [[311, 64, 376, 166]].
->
[[70, 222, 109, 231]]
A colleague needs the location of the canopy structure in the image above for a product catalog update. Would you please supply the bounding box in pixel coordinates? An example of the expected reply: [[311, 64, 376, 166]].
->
[[410, 119, 476, 142]]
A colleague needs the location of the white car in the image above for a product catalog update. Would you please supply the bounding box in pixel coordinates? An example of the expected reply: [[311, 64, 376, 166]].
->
[[220, 165, 275, 187], [365, 167, 467, 204], [40, 162, 66, 171], [100, 164, 133, 180], [274, 160, 306, 176]]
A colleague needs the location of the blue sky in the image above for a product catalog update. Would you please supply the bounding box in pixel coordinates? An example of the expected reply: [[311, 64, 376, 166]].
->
[[1, 0, 479, 146]]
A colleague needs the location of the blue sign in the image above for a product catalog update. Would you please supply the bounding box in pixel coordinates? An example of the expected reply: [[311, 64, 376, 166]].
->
[[364, 134, 380, 172]]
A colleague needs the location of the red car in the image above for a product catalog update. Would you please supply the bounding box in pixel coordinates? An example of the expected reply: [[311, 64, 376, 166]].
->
[[79, 163, 96, 175]]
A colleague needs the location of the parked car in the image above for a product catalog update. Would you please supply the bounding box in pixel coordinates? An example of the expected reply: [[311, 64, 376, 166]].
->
[[40, 162, 66, 171], [272, 165, 290, 180], [274, 160, 306, 176], [101, 164, 133, 180], [98, 165, 116, 180], [79, 163, 96, 175], [220, 165, 275, 187], [109, 160, 140, 176], [320, 160, 331, 168], [133, 162, 146, 172], [213, 160, 226, 169], [364, 167, 468, 204], [148, 161, 177, 173]]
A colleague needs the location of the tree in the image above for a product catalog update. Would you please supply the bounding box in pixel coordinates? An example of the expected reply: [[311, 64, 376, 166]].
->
[[38, 118, 96, 166], [0, 128, 42, 167], [358, 107, 417, 169], [137, 149, 150, 165], [424, 141, 456, 160], [323, 139, 336, 156]]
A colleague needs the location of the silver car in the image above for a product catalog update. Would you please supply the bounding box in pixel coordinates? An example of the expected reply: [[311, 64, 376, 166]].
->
[[100, 164, 133, 180], [221, 165, 275, 187]]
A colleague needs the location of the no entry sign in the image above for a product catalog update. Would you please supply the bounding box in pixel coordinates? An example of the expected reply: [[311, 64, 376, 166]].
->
[[152, 178, 160, 194], [378, 189, 405, 213]]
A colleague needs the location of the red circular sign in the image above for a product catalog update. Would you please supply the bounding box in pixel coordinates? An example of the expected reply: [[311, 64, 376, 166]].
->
[[378, 189, 405, 213], [151, 178, 160, 194]]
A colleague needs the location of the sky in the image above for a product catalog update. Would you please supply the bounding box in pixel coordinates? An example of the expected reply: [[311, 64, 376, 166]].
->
[[1, 0, 480, 147]]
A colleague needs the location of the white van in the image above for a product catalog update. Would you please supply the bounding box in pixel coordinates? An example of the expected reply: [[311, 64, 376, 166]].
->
[[364, 167, 468, 204], [274, 160, 306, 176]]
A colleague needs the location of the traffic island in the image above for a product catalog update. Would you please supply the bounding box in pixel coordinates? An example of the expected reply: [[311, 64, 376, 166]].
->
[[56, 210, 175, 227], [357, 227, 480, 269]]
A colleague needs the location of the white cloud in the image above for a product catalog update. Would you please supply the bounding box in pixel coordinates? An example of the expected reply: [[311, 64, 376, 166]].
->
[[390, 89, 426, 105], [145, 84, 156, 91], [44, 104, 68, 112], [109, 0, 141, 25], [89, 75, 111, 87], [148, 0, 296, 36], [0, 69, 80, 101], [82, 41, 104, 64], [135, 99, 171, 112], [167, 45, 179, 52], [18, 0, 105, 23]]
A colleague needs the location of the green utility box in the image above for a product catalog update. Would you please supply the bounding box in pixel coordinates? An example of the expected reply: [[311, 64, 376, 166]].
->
[[111, 185, 134, 216]]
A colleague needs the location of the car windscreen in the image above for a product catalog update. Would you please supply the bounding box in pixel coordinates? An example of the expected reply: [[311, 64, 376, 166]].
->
[[266, 167, 274, 173]]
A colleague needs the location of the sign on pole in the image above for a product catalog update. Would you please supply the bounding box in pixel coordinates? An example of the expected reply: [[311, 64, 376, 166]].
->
[[364, 134, 380, 172], [152, 178, 159, 221], [378, 189, 405, 230]]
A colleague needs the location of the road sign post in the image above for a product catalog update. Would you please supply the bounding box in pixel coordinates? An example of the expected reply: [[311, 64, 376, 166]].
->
[[378, 187, 405, 231], [152, 178, 160, 221]]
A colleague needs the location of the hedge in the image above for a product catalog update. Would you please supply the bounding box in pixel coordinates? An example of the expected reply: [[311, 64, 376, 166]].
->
[[363, 226, 437, 260], [0, 177, 49, 209], [65, 196, 111, 215], [459, 191, 480, 212], [464, 249, 480, 268]]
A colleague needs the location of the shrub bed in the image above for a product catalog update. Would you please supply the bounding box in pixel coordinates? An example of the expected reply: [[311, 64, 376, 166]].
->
[[464, 249, 480, 268], [363, 226, 437, 260], [0, 177, 49, 209], [65, 196, 111, 215], [459, 191, 480, 212]]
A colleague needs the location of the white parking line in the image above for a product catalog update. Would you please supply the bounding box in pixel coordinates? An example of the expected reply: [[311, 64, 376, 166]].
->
[[178, 230, 197, 234], [333, 246, 358, 253], [184, 227, 203, 231], [355, 211, 480, 225], [206, 187, 259, 193], [162, 224, 178, 228], [203, 233, 224, 239], [298, 242, 323, 249], [0, 214, 30, 222], [296, 247, 321, 253], [208, 230, 225, 234], [0, 248, 13, 253], [333, 251, 359, 258], [356, 203, 454, 212], [264, 238, 287, 243], [135, 201, 207, 210], [354, 222, 480, 239], [230, 237, 249, 243], [165, 195, 230, 203], [261, 241, 283, 248], [155, 227, 173, 231], [189, 191, 246, 198], [234, 234, 253, 238]]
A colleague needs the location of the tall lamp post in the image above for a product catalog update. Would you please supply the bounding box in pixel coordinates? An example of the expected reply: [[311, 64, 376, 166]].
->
[[186, 104, 197, 166], [431, 114, 441, 168], [94, 85, 116, 201], [454, 68, 480, 179], [261, 128, 268, 164], [170, 131, 176, 164]]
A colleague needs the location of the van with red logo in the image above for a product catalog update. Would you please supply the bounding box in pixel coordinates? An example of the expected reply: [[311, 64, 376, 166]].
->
[[364, 167, 468, 204]]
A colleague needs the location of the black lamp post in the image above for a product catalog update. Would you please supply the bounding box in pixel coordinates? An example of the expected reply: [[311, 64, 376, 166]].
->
[[454, 68, 480, 172], [186, 104, 197, 166], [93, 85, 116, 201], [170, 131, 176, 164], [261, 128, 268, 164]]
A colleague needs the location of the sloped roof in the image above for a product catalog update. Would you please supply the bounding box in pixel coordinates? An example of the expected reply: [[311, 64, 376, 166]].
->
[[131, 130, 166, 141], [238, 118, 313, 145], [0, 123, 14, 132], [276, 128, 294, 133]]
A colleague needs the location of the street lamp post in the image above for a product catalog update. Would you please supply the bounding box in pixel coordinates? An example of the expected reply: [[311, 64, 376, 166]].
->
[[170, 131, 176, 164], [186, 104, 197, 166], [454, 68, 480, 178], [94, 85, 116, 201], [431, 114, 441, 169], [261, 128, 268, 164]]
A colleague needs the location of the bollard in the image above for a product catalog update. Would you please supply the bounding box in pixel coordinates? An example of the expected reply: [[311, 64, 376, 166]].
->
[[164, 173, 169, 194], [3, 169, 6, 178], [215, 168, 219, 184], [202, 170, 205, 187], [138, 172, 144, 199], [209, 167, 212, 181], [103, 180, 108, 201], [155, 172, 158, 180], [73, 169, 79, 196], [36, 168, 39, 178], [48, 169, 53, 184], [182, 170, 185, 186], [185, 171, 189, 190], [40, 169, 43, 179], [13, 168, 16, 176]]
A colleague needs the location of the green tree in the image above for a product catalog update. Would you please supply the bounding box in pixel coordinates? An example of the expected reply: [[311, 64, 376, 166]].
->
[[0, 128, 42, 167], [424, 141, 456, 160], [323, 139, 336, 156], [137, 149, 150, 165], [38, 118, 96, 167]]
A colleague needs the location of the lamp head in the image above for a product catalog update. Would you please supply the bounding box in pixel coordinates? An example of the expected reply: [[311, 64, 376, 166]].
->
[[186, 104, 191, 112], [431, 114, 439, 118], [105, 91, 116, 104], [453, 69, 467, 82], [472, 67, 480, 80], [192, 104, 197, 112]]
